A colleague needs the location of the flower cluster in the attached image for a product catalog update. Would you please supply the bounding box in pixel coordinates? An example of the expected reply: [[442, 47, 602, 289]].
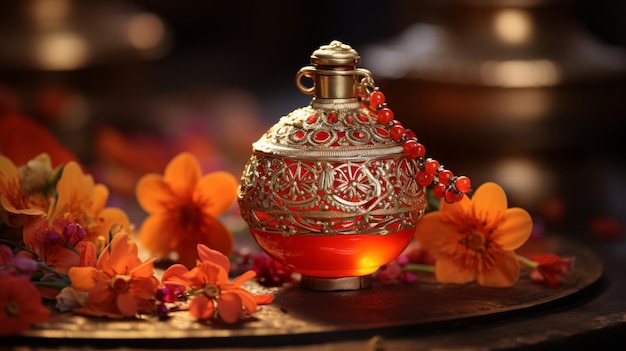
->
[[374, 182, 574, 288], [0, 150, 271, 335]]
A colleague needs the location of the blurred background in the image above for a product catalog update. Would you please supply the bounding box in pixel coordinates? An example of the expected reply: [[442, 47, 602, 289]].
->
[[1, 0, 625, 242]]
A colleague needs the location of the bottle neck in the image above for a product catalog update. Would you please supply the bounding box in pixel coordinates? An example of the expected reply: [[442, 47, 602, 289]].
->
[[313, 69, 360, 99], [296, 67, 374, 100]]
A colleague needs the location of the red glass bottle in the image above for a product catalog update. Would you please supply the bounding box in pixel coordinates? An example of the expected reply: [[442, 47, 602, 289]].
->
[[238, 41, 427, 290]]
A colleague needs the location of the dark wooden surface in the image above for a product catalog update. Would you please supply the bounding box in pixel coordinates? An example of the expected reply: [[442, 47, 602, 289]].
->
[[4, 235, 617, 350]]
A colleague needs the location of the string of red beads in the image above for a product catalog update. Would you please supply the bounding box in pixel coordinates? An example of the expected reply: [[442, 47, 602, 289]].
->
[[362, 89, 472, 203]]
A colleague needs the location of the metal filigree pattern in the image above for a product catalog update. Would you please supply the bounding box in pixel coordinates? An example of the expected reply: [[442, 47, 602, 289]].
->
[[239, 153, 425, 236], [238, 97, 426, 236], [252, 100, 403, 160]]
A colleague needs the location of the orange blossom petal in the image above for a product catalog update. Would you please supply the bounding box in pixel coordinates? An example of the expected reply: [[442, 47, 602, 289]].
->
[[254, 294, 275, 305], [231, 270, 256, 288], [439, 192, 472, 224], [175, 218, 233, 268], [193, 171, 238, 217], [414, 212, 457, 253], [135, 174, 174, 214], [92, 207, 130, 242], [91, 184, 109, 214], [69, 267, 107, 291], [110, 234, 139, 274], [471, 182, 508, 225], [476, 250, 520, 287], [164, 153, 201, 201], [130, 257, 156, 278], [435, 255, 475, 285], [491, 207, 533, 251], [217, 292, 243, 323], [229, 290, 258, 314], [139, 214, 178, 258], [197, 244, 230, 272], [85, 282, 112, 303], [193, 261, 228, 286], [116, 293, 138, 317], [161, 264, 192, 288], [190, 295, 215, 320]]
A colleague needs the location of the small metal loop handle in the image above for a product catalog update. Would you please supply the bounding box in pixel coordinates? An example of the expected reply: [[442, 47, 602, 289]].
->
[[356, 68, 376, 96], [296, 66, 316, 95]]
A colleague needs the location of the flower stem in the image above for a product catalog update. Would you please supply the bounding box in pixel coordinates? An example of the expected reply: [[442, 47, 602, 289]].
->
[[32, 281, 70, 290], [516, 255, 539, 269], [37, 262, 71, 283], [62, 242, 81, 256], [0, 239, 39, 259], [187, 289, 204, 297], [403, 263, 436, 273]]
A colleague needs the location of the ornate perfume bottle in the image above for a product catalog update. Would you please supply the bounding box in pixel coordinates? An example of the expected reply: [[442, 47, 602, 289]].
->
[[238, 41, 470, 290]]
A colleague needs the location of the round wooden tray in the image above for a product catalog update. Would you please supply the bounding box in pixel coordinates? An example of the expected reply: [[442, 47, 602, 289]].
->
[[12, 236, 602, 348]]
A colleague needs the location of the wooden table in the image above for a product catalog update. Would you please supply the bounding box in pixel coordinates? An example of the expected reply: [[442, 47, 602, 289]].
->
[[5, 234, 622, 350]]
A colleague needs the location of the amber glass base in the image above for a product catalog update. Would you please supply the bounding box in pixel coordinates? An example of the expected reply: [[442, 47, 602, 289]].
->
[[250, 228, 415, 277]]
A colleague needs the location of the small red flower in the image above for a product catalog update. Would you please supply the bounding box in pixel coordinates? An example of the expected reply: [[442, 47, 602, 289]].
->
[[524, 254, 575, 288], [0, 275, 51, 336]]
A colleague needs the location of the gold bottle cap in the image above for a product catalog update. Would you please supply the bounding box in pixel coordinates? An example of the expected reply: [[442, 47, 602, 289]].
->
[[310, 40, 360, 67]]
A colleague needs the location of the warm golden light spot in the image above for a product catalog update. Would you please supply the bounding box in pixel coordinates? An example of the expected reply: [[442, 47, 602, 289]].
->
[[481, 59, 561, 87], [494, 9, 532, 45], [127, 13, 165, 50], [36, 32, 89, 71], [492, 156, 555, 209], [30, 0, 70, 29]]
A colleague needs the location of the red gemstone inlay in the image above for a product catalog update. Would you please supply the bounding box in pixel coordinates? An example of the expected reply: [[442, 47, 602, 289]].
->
[[375, 127, 389, 137], [294, 131, 305, 140], [357, 114, 368, 122], [327, 112, 338, 123], [314, 131, 330, 142], [352, 131, 366, 139], [307, 114, 318, 124], [346, 115, 355, 123]]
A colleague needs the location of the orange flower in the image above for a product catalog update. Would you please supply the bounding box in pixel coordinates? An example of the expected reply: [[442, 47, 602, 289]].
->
[[0, 154, 48, 227], [135, 152, 237, 268], [161, 244, 273, 323], [415, 182, 533, 287], [68, 232, 159, 318], [49, 161, 130, 243], [0, 275, 51, 336]]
